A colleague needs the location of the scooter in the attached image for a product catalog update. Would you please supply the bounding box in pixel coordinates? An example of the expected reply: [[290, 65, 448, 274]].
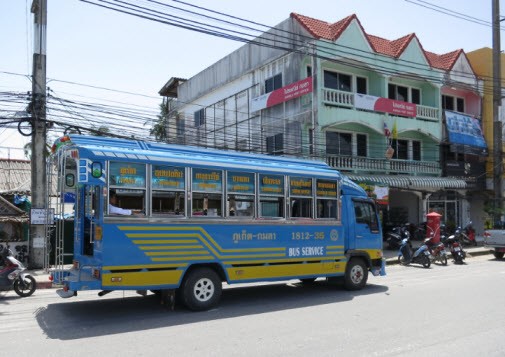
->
[[442, 234, 466, 264], [397, 237, 431, 268], [459, 222, 477, 246], [0, 244, 37, 297], [386, 224, 411, 250], [424, 235, 448, 266]]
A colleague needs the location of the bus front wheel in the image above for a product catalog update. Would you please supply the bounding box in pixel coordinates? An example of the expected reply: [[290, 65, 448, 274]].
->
[[181, 267, 222, 311], [344, 258, 368, 291]]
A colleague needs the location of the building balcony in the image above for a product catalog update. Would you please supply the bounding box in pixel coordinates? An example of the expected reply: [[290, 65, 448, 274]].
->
[[326, 154, 441, 176], [321, 88, 439, 121]]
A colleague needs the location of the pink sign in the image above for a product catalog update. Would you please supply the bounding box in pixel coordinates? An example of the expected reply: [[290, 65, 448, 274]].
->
[[355, 94, 417, 117], [251, 77, 313, 112]]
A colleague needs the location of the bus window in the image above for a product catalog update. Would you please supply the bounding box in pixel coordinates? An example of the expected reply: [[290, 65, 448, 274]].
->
[[228, 195, 254, 217], [316, 179, 339, 219], [193, 193, 221, 216], [109, 162, 146, 215], [354, 201, 379, 232], [317, 199, 338, 218], [109, 189, 145, 214], [227, 171, 255, 218], [290, 177, 312, 218], [192, 168, 223, 217], [83, 185, 100, 255], [152, 191, 185, 215], [152, 165, 185, 216], [259, 174, 284, 218]]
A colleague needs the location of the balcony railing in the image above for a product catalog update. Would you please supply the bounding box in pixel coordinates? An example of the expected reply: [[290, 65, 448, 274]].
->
[[322, 88, 439, 121], [326, 154, 441, 175]]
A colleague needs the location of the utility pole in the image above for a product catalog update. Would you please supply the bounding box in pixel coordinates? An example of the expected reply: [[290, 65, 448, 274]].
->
[[492, 0, 503, 226], [29, 0, 47, 268]]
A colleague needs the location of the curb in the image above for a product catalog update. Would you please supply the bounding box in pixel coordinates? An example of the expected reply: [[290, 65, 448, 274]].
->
[[386, 248, 493, 266], [36, 281, 54, 289]]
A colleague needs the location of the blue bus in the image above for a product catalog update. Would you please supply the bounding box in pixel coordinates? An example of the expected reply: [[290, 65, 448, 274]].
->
[[49, 135, 385, 310]]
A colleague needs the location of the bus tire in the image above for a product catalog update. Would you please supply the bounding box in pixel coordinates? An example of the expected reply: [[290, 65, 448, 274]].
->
[[344, 258, 368, 291], [181, 267, 222, 311]]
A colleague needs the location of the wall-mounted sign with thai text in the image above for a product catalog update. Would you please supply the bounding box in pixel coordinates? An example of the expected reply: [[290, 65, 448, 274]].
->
[[355, 94, 417, 117], [251, 77, 313, 112]]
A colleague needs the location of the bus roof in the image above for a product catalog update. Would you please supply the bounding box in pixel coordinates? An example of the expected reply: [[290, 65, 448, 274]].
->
[[53, 135, 343, 179]]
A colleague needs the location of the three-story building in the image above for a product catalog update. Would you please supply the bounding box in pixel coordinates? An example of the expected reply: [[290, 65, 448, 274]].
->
[[159, 13, 486, 233]]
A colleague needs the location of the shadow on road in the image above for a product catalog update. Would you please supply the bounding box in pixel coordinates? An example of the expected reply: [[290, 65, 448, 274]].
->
[[35, 280, 388, 340]]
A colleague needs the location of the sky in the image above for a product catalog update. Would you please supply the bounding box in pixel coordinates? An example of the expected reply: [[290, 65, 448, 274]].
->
[[0, 0, 499, 159]]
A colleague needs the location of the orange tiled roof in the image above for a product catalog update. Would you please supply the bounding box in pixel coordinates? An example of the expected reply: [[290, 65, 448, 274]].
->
[[291, 12, 464, 71]]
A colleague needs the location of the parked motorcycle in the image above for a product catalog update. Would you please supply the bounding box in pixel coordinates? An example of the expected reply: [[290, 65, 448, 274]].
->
[[459, 222, 477, 246], [0, 244, 37, 297], [397, 237, 431, 268], [386, 224, 412, 250], [442, 233, 466, 264], [424, 235, 448, 265]]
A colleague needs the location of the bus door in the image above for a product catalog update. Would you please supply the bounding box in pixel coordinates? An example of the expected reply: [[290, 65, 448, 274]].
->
[[351, 199, 381, 250], [80, 185, 101, 256]]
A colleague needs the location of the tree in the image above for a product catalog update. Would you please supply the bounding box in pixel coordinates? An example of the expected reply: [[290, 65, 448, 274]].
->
[[149, 101, 170, 142]]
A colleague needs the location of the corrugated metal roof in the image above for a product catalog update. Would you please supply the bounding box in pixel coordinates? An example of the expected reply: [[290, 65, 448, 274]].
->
[[0, 159, 58, 195], [347, 174, 467, 189], [0, 159, 31, 193]]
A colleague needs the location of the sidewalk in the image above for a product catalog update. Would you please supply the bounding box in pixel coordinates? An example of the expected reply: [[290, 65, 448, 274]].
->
[[29, 241, 494, 289], [383, 238, 493, 265]]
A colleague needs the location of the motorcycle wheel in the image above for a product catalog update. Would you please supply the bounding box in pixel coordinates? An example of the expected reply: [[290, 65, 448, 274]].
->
[[421, 255, 431, 268], [13, 275, 36, 297], [397, 255, 408, 265], [439, 255, 448, 266]]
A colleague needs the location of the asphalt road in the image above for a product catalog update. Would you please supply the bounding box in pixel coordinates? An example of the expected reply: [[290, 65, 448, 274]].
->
[[2, 254, 505, 356]]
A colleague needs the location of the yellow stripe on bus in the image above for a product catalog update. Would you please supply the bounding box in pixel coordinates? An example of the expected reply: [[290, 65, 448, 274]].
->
[[131, 239, 200, 244], [122, 227, 286, 257], [223, 256, 345, 265], [359, 249, 383, 259], [145, 251, 211, 256], [102, 270, 183, 287], [226, 261, 345, 281], [102, 263, 187, 270], [138, 245, 205, 250], [151, 255, 215, 262]]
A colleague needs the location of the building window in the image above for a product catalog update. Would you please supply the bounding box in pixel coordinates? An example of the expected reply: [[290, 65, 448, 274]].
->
[[356, 76, 367, 94], [324, 71, 351, 92], [391, 139, 421, 160], [266, 133, 283, 155], [357, 134, 367, 157], [194, 108, 205, 127], [411, 88, 420, 104], [388, 84, 408, 102], [442, 95, 465, 113], [176, 117, 185, 139], [413, 141, 421, 161], [456, 97, 465, 112], [265, 73, 282, 93], [326, 132, 352, 156], [392, 139, 408, 160], [306, 66, 312, 78]]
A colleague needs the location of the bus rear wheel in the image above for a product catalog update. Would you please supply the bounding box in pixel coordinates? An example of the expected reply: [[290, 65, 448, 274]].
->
[[344, 258, 368, 291], [181, 267, 222, 311]]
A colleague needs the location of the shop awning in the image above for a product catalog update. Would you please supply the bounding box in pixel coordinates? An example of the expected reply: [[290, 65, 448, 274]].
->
[[346, 174, 467, 189]]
